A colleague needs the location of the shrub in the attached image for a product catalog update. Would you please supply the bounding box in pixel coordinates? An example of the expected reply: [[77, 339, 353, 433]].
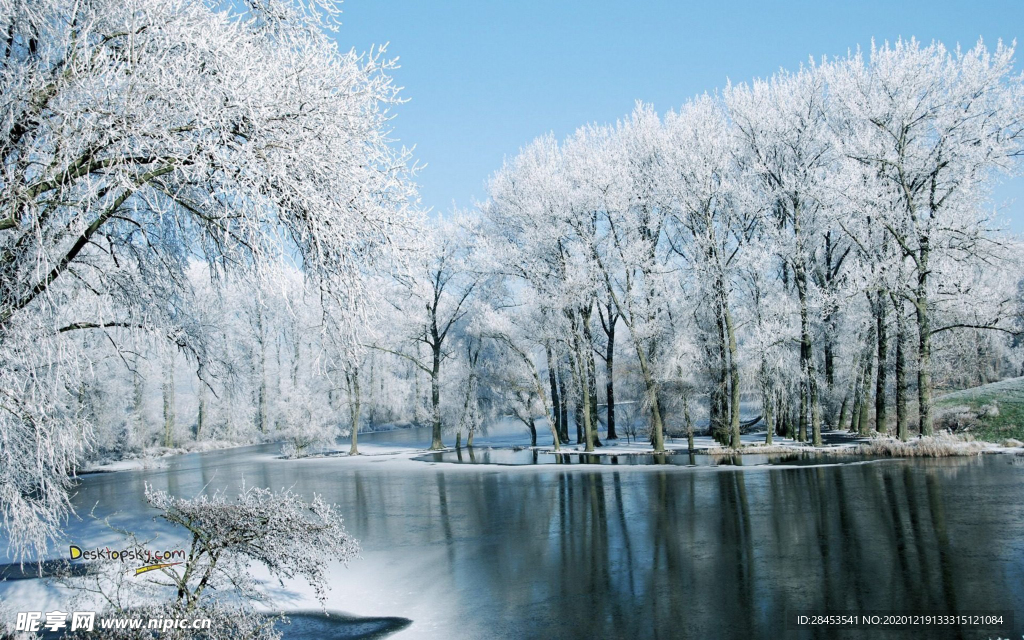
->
[[62, 485, 358, 639]]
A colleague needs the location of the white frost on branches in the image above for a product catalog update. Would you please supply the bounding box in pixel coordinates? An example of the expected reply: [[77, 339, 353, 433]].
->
[[0, 0, 418, 557]]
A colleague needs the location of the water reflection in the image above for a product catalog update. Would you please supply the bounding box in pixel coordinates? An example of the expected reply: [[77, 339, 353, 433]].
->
[[13, 443, 1024, 639], [396, 458, 1017, 639], [295, 455, 1020, 639]]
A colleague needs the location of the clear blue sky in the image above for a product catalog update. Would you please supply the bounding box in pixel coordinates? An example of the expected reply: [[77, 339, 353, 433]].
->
[[338, 0, 1024, 230]]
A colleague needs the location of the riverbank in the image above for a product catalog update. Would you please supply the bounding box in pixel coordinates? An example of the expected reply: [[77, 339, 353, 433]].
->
[[709, 432, 1018, 457], [935, 376, 1024, 442], [525, 431, 1017, 459], [277, 432, 1021, 475], [77, 439, 250, 474]]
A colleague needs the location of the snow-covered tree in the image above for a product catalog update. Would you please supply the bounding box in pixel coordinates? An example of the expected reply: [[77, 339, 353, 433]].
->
[[0, 0, 416, 556], [827, 39, 1024, 435], [372, 217, 477, 450], [66, 484, 357, 639]]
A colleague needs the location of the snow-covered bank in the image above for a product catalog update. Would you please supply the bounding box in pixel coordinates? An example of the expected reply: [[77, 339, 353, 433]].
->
[[77, 440, 258, 474], [76, 430, 1022, 480], [538, 432, 1020, 459], [271, 437, 1018, 477]]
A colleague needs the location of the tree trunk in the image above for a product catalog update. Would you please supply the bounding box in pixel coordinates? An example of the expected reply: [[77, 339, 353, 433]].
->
[[545, 342, 563, 442], [858, 351, 873, 437], [824, 329, 836, 390], [581, 376, 595, 452], [569, 313, 599, 453], [798, 384, 807, 442], [916, 241, 933, 436], [605, 318, 617, 440], [566, 343, 584, 445], [875, 289, 888, 434], [851, 374, 862, 434], [557, 360, 570, 443], [721, 288, 741, 449], [257, 311, 268, 435], [714, 311, 728, 444], [467, 380, 479, 446], [822, 230, 839, 396], [413, 359, 422, 425], [760, 366, 773, 446], [163, 347, 175, 449], [292, 331, 301, 389], [570, 347, 596, 453], [533, 363, 560, 452], [784, 400, 795, 440], [635, 345, 666, 453], [585, 340, 602, 448], [795, 263, 822, 446], [196, 367, 206, 441], [456, 363, 474, 451], [892, 292, 909, 442], [710, 379, 723, 444], [836, 394, 848, 437], [774, 395, 783, 438], [575, 394, 584, 444], [430, 343, 444, 450], [348, 367, 361, 455]]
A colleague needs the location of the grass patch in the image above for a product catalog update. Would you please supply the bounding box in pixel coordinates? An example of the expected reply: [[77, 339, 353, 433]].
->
[[707, 435, 994, 458], [935, 377, 1024, 443], [853, 433, 987, 457]]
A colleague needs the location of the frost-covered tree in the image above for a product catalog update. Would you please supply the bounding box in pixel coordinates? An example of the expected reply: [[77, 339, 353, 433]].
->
[[482, 134, 608, 451], [474, 289, 563, 450], [66, 484, 358, 640], [373, 217, 477, 450], [474, 39, 1024, 450], [726, 65, 839, 446], [594, 106, 676, 452], [0, 0, 416, 556], [827, 39, 1024, 435], [662, 96, 753, 448]]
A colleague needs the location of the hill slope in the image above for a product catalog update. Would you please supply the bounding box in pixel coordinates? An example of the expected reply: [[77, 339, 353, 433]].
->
[[936, 377, 1024, 442]]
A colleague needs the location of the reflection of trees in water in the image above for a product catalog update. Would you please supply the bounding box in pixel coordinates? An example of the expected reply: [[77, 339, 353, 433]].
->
[[411, 462, 1011, 639], [97, 457, 1017, 639]]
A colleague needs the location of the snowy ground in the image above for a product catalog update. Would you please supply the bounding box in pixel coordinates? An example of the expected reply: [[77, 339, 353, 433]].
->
[[78, 440, 247, 474], [283, 429, 1022, 480], [536, 429, 862, 454]]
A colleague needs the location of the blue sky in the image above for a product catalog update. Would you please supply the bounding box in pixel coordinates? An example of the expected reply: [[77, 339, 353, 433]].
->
[[338, 0, 1024, 230]]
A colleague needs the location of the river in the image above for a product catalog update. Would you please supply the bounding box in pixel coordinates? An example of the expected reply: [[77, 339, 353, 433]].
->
[[3, 425, 1024, 639]]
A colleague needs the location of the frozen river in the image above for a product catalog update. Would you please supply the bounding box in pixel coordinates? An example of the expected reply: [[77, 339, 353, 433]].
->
[[4, 425, 1024, 639]]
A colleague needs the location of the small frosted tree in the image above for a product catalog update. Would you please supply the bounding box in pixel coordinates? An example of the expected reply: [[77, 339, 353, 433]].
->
[[67, 485, 358, 640]]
